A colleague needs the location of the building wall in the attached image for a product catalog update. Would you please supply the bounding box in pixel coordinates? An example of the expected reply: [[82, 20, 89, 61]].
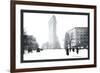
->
[[68, 27, 88, 48]]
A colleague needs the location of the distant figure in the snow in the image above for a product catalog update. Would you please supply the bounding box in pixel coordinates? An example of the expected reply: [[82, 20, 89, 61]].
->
[[37, 48, 40, 52], [76, 41, 80, 54], [28, 48, 32, 53], [35, 43, 40, 52], [76, 47, 79, 54]]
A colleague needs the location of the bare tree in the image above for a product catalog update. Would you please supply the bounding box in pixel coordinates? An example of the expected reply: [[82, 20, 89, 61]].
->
[[23, 32, 39, 54], [64, 32, 71, 55]]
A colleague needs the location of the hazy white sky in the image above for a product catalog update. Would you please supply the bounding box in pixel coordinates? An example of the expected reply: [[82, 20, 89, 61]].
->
[[24, 13, 88, 48]]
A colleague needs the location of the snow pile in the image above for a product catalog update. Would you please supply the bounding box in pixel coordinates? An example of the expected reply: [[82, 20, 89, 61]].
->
[[24, 49, 88, 60]]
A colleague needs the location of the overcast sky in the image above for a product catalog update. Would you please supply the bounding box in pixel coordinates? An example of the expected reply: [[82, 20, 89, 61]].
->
[[24, 13, 88, 48]]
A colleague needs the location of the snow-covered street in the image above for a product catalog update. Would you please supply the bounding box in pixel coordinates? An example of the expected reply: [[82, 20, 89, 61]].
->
[[24, 49, 88, 60]]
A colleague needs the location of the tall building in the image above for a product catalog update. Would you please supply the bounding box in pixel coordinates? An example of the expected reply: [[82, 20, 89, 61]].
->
[[66, 27, 88, 49], [48, 15, 61, 49]]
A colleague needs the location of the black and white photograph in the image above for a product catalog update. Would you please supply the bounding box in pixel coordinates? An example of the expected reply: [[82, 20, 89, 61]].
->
[[21, 10, 89, 62], [11, 1, 96, 72]]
